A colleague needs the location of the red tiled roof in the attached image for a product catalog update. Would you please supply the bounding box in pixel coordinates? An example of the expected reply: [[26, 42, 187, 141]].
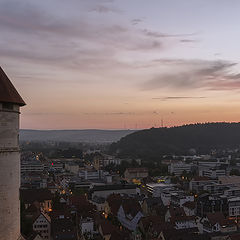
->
[[206, 212, 225, 226], [99, 220, 115, 236], [110, 230, 129, 240], [182, 201, 196, 210], [99, 220, 129, 240], [168, 207, 195, 223], [0, 67, 25, 106], [206, 212, 236, 227], [69, 195, 87, 206], [192, 176, 211, 181], [69, 195, 96, 217], [20, 189, 53, 203], [24, 201, 40, 214], [106, 194, 123, 216], [141, 215, 164, 231], [50, 209, 72, 220], [230, 233, 240, 240], [169, 207, 186, 218]]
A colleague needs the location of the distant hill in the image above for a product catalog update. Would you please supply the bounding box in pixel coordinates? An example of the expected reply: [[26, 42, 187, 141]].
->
[[20, 129, 136, 143], [109, 123, 240, 159]]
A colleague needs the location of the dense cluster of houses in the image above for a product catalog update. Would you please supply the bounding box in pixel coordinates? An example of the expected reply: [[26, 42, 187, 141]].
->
[[20, 150, 240, 240]]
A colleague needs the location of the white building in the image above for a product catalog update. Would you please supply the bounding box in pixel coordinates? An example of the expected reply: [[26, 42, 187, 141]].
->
[[146, 183, 175, 197], [168, 162, 192, 176], [228, 197, 240, 218], [0, 67, 26, 239], [161, 190, 172, 206], [198, 159, 229, 168], [80, 217, 94, 237], [79, 169, 109, 180], [33, 212, 51, 240], [171, 192, 194, 207], [165, 207, 197, 230], [224, 187, 240, 197], [21, 160, 44, 173], [65, 162, 79, 174], [199, 168, 226, 179]]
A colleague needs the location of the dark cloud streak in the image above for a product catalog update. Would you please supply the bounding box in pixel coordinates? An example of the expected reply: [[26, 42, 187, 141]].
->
[[152, 96, 206, 100], [142, 29, 197, 38], [142, 60, 240, 91]]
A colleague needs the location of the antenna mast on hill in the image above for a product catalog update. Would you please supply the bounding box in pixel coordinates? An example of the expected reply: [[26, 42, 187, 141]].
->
[[161, 118, 164, 128]]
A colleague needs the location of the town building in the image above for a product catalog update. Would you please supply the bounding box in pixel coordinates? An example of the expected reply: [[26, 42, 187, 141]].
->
[[146, 183, 175, 198], [196, 193, 228, 217], [21, 160, 44, 173], [50, 209, 78, 240], [182, 201, 196, 216], [228, 197, 240, 218], [65, 162, 80, 174], [32, 212, 51, 240], [21, 189, 53, 213], [80, 217, 94, 238], [124, 168, 148, 181], [168, 162, 192, 176], [219, 175, 240, 186], [224, 187, 240, 198], [189, 176, 217, 193], [171, 192, 194, 207], [165, 207, 197, 230], [79, 169, 110, 181], [141, 197, 164, 216], [199, 168, 226, 179], [201, 212, 237, 234], [197, 159, 229, 168], [90, 184, 138, 199]]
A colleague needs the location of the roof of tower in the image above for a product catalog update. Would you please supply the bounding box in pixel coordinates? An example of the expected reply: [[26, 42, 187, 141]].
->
[[0, 67, 26, 106]]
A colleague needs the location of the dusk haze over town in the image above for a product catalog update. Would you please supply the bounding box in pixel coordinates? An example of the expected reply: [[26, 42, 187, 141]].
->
[[2, 1, 240, 240]]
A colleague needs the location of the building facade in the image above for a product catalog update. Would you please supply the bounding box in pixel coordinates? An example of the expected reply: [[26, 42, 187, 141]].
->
[[0, 67, 25, 239], [33, 212, 51, 240], [168, 163, 192, 176], [124, 168, 148, 181]]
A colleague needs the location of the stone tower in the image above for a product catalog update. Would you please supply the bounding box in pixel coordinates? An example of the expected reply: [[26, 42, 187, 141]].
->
[[0, 67, 25, 240]]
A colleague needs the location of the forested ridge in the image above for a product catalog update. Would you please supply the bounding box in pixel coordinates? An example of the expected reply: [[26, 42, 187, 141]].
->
[[110, 123, 240, 159]]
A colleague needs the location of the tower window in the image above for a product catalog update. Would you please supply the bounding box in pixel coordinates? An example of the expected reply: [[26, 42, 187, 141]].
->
[[2, 103, 14, 110]]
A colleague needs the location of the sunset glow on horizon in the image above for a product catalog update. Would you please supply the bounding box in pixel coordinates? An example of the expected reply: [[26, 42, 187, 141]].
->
[[1, 0, 240, 130]]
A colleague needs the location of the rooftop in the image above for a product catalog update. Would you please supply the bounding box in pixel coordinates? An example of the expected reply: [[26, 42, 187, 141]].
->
[[146, 183, 175, 188], [0, 67, 25, 106], [125, 167, 148, 173], [91, 184, 137, 192]]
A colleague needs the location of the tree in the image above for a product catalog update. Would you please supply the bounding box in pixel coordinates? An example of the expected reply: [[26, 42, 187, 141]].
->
[[230, 169, 240, 176]]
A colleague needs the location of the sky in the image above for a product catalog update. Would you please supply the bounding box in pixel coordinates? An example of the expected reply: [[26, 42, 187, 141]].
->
[[1, 0, 240, 130]]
